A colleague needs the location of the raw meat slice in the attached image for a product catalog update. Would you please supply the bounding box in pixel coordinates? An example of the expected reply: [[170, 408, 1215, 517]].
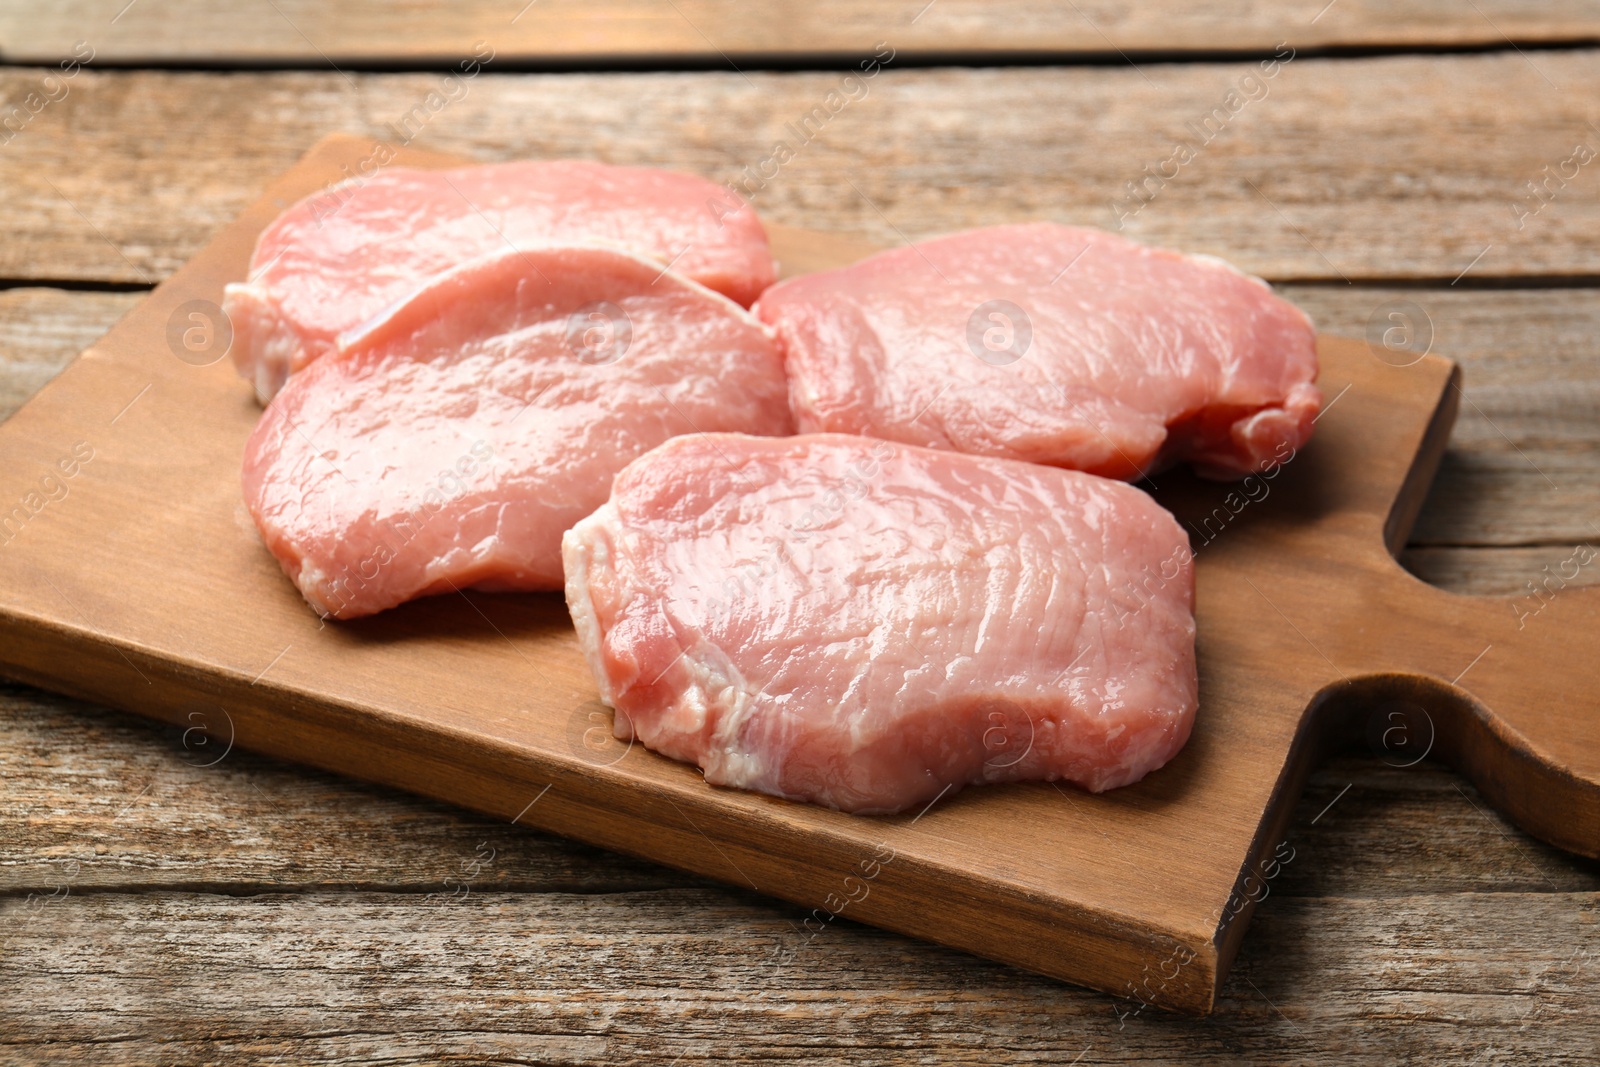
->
[[752, 222, 1321, 480], [225, 160, 775, 400], [242, 245, 792, 620], [563, 432, 1198, 814]]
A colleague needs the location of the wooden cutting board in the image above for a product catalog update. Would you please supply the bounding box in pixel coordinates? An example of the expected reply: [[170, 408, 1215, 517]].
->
[[2, 135, 1596, 1015]]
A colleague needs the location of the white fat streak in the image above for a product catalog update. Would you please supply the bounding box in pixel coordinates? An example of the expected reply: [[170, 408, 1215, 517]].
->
[[222, 281, 299, 402], [563, 505, 777, 790], [1180, 249, 1272, 291], [691, 645, 773, 791], [293, 559, 339, 618], [561, 509, 619, 710]]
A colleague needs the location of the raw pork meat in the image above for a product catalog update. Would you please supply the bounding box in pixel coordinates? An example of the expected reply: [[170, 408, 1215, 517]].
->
[[243, 245, 792, 619], [226, 160, 774, 399], [563, 432, 1197, 814], [753, 222, 1321, 480]]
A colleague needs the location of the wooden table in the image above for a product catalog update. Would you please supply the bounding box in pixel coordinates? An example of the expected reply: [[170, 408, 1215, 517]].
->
[[3, 3, 1599, 1062]]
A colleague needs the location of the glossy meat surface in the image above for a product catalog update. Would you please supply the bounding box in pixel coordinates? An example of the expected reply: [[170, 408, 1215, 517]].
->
[[564, 433, 1198, 814], [243, 246, 792, 619], [225, 160, 774, 399], [753, 223, 1321, 480]]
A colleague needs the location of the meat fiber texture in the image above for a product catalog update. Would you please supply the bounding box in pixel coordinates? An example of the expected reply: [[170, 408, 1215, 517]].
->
[[564, 432, 1198, 814], [753, 222, 1322, 480], [242, 245, 793, 620], [225, 160, 775, 400]]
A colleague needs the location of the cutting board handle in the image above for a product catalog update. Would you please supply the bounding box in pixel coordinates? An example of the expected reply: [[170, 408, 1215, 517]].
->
[[1336, 357, 1600, 857], [1312, 661, 1600, 858]]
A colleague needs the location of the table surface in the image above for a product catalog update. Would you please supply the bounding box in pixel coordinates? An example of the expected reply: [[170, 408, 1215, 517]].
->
[[2, 3, 1599, 1063]]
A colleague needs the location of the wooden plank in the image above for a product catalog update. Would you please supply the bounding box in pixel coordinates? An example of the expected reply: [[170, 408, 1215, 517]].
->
[[5, 683, 1595, 898], [1, 55, 1599, 286], [1407, 452, 1600, 548], [3, 1, 1599, 65], [1280, 287, 1600, 455], [1401, 545, 1595, 597], [0, 288, 139, 422], [0, 683, 698, 895], [6, 675, 1596, 1057], [1280, 285, 1600, 548], [2, 887, 1594, 1064]]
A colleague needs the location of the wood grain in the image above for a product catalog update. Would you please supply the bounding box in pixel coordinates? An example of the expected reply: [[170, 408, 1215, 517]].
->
[[1282, 287, 1600, 454], [4, 0, 1599, 65], [1401, 547, 1591, 596], [1, 34, 1597, 1046], [2, 891, 1595, 1067], [2, 136, 1598, 1016], [5, 684, 1593, 898], [1280, 286, 1600, 549], [1, 54, 1599, 287], [0, 288, 140, 422], [0, 682, 693, 895], [4, 684, 1595, 1062], [2, 713, 1596, 1067]]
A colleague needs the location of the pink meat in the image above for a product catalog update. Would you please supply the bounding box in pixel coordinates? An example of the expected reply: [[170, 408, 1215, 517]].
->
[[225, 160, 774, 400], [242, 245, 792, 620], [753, 222, 1321, 480], [563, 432, 1197, 814]]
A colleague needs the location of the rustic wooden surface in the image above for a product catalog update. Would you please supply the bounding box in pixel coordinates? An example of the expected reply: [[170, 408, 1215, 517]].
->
[[11, 132, 1563, 1012], [2, 19, 1599, 1067], [5, 1, 1600, 64], [5, 58, 1600, 285]]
